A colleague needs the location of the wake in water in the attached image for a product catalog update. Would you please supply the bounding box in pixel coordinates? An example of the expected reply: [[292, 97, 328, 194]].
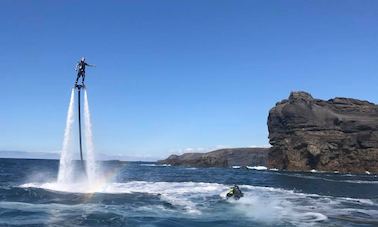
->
[[57, 87, 98, 186], [20, 180, 378, 226]]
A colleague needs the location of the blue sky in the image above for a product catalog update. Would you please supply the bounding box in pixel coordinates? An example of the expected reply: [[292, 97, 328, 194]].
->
[[0, 1, 377, 159]]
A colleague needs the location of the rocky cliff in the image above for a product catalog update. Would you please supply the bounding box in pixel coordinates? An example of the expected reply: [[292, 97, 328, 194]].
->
[[158, 148, 268, 168], [268, 91, 378, 173]]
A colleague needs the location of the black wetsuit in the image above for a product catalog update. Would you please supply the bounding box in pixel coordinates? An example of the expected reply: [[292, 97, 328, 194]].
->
[[75, 61, 89, 85]]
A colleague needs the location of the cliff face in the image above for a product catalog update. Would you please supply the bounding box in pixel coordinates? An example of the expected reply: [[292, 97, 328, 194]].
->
[[158, 148, 268, 168], [268, 91, 378, 173]]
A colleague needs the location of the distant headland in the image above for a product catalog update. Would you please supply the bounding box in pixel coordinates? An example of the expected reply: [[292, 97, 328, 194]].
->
[[158, 148, 268, 168]]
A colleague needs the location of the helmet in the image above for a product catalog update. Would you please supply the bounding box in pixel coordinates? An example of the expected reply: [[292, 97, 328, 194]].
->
[[81, 57, 85, 61]]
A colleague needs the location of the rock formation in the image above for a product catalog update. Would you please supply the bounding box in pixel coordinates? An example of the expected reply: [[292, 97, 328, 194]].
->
[[158, 148, 268, 168], [268, 91, 378, 173]]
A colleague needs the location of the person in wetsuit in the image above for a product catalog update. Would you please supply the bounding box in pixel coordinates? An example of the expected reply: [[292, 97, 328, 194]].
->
[[75, 57, 95, 86], [226, 185, 244, 200]]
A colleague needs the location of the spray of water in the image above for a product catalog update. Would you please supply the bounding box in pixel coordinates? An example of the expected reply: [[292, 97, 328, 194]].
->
[[84, 88, 96, 184], [57, 87, 98, 187], [57, 89, 76, 183]]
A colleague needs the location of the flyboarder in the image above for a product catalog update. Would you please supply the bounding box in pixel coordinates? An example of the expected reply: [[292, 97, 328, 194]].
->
[[75, 57, 95, 86], [226, 185, 244, 200], [74, 57, 94, 164]]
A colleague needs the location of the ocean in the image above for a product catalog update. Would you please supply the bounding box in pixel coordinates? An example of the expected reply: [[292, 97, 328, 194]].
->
[[0, 158, 377, 226]]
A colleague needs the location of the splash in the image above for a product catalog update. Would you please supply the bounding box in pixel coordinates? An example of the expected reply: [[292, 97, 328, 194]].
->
[[57, 89, 75, 183], [83, 88, 96, 184]]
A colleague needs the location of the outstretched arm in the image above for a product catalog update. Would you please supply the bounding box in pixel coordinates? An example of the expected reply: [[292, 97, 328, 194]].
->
[[85, 63, 96, 67]]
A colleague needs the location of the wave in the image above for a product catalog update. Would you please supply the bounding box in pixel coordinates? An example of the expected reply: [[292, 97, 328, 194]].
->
[[139, 164, 171, 167]]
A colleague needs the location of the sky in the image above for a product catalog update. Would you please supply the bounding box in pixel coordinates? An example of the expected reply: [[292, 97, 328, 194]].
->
[[0, 0, 378, 159]]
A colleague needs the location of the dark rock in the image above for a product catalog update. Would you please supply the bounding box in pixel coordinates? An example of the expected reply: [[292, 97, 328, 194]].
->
[[158, 148, 268, 168], [268, 91, 378, 173]]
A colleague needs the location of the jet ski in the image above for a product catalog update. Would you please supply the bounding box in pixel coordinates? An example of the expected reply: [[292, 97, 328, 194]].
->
[[226, 185, 244, 200]]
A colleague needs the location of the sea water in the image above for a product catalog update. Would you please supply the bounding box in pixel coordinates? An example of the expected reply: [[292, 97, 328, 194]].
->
[[0, 159, 374, 226]]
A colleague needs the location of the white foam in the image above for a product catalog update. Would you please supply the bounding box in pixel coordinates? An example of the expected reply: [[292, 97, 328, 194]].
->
[[246, 166, 268, 170], [140, 164, 171, 167]]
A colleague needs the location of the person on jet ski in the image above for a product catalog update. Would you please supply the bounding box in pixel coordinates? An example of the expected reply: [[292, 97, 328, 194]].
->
[[226, 184, 243, 200], [75, 57, 95, 86]]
